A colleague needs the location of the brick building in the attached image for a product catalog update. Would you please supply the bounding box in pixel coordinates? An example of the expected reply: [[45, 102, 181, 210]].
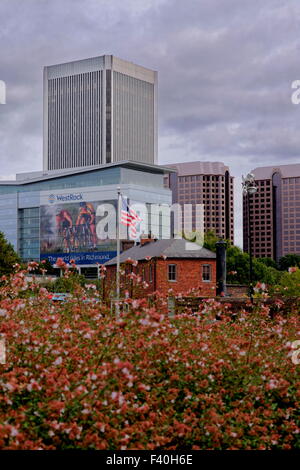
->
[[162, 161, 234, 243], [104, 238, 216, 298]]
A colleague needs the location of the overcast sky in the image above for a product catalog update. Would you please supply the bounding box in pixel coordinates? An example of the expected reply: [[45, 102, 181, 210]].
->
[[1, 0, 300, 247]]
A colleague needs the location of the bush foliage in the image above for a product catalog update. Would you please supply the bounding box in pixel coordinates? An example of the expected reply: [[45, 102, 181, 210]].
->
[[0, 265, 299, 450]]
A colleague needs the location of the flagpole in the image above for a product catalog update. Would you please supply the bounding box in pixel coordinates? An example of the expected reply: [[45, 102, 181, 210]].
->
[[116, 186, 121, 316]]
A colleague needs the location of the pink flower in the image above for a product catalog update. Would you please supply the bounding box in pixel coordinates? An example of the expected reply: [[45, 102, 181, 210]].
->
[[288, 267, 298, 273], [55, 258, 66, 269]]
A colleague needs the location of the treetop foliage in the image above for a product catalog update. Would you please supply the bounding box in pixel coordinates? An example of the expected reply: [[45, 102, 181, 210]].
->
[[0, 231, 21, 276]]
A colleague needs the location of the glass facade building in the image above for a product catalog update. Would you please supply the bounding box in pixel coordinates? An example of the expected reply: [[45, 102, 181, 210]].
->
[[0, 162, 173, 266], [18, 208, 40, 261]]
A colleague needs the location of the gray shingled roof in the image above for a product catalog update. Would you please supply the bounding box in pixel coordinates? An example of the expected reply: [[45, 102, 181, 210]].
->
[[105, 238, 216, 266]]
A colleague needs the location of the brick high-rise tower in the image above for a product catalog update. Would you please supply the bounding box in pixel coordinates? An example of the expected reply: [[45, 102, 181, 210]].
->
[[163, 161, 234, 243], [243, 164, 300, 260]]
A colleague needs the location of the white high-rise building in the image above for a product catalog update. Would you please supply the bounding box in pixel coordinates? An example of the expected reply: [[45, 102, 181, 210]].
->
[[43, 55, 158, 170]]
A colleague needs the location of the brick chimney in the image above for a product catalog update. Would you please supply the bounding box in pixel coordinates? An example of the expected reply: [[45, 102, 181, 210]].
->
[[140, 232, 157, 246]]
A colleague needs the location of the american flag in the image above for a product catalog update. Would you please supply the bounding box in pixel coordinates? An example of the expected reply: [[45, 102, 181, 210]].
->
[[120, 196, 142, 238]]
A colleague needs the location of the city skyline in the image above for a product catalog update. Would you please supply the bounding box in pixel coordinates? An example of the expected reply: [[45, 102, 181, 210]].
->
[[1, 1, 300, 248]]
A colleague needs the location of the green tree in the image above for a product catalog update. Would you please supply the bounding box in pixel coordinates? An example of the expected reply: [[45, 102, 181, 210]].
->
[[253, 259, 282, 285], [0, 231, 21, 276], [258, 257, 278, 269], [226, 245, 249, 284], [226, 245, 281, 285], [262, 265, 282, 285], [278, 254, 300, 271], [203, 230, 219, 252], [188, 230, 282, 286]]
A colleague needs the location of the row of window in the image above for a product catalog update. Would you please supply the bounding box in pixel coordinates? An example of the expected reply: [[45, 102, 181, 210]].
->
[[168, 264, 211, 282], [283, 178, 300, 184], [178, 176, 226, 182], [125, 264, 212, 283], [254, 243, 272, 247], [179, 189, 226, 194]]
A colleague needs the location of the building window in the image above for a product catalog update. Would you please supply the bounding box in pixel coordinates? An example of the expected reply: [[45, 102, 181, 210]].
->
[[202, 264, 212, 282], [18, 208, 40, 262], [168, 264, 177, 282], [149, 264, 153, 283]]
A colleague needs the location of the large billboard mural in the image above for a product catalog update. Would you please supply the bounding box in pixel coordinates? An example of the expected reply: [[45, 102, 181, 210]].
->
[[39, 188, 173, 265], [40, 190, 118, 265]]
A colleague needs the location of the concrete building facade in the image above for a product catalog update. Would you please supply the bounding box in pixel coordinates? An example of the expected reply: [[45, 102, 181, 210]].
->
[[43, 55, 158, 170], [163, 161, 234, 243], [243, 163, 300, 260]]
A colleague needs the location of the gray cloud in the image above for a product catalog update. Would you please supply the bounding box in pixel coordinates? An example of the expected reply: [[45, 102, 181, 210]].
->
[[1, 0, 300, 246]]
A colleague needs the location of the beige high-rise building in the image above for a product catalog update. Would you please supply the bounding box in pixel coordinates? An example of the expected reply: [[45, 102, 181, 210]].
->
[[163, 161, 234, 243], [243, 163, 300, 260], [43, 55, 158, 171]]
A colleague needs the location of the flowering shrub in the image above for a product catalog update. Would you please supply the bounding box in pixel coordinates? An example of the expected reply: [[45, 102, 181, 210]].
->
[[0, 268, 299, 450], [272, 269, 300, 297], [44, 273, 86, 294], [253, 282, 269, 299]]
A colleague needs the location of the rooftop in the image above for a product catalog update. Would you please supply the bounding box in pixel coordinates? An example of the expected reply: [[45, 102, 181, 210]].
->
[[105, 238, 216, 266], [0, 161, 176, 186], [44, 55, 157, 83], [163, 161, 230, 176], [252, 163, 300, 180]]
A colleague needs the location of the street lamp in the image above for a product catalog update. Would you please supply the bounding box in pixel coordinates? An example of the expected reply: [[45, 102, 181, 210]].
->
[[242, 173, 258, 303]]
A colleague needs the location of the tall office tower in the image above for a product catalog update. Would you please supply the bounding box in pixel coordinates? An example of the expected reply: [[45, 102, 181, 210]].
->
[[243, 164, 300, 261], [163, 161, 234, 243], [43, 55, 158, 170]]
